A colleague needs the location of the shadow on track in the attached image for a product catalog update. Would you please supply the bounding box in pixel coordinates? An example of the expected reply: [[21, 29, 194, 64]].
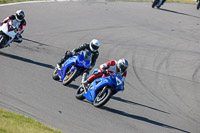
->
[[101, 106, 190, 133], [67, 84, 79, 89], [0, 51, 54, 69], [23, 38, 50, 46], [112, 96, 170, 114], [158, 8, 200, 19]]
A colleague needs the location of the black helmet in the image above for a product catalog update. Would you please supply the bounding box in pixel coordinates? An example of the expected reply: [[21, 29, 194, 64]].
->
[[16, 10, 25, 21]]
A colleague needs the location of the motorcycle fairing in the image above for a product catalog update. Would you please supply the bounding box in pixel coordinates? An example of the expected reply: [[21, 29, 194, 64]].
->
[[76, 51, 91, 68], [56, 51, 92, 82], [0, 20, 18, 39], [83, 72, 124, 102], [60, 56, 77, 81], [83, 76, 114, 102]]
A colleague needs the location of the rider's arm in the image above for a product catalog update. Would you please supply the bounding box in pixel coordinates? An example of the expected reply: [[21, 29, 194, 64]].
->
[[99, 60, 115, 72], [18, 20, 26, 35], [2, 15, 15, 23], [99, 61, 109, 71], [72, 43, 88, 53]]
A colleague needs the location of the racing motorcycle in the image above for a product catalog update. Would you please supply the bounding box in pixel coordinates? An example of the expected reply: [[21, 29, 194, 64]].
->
[[52, 50, 92, 86], [75, 69, 124, 108], [0, 20, 18, 49], [152, 0, 166, 8]]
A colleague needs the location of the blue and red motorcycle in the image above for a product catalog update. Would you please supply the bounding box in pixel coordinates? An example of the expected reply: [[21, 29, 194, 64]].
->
[[75, 69, 124, 108], [52, 50, 92, 86]]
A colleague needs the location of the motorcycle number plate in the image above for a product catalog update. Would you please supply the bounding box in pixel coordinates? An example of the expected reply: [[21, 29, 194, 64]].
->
[[116, 77, 122, 85]]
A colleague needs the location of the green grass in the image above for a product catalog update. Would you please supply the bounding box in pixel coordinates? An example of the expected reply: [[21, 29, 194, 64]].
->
[[0, 108, 63, 133]]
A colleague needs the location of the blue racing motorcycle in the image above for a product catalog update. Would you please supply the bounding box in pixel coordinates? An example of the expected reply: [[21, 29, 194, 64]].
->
[[52, 50, 92, 86], [75, 69, 124, 108]]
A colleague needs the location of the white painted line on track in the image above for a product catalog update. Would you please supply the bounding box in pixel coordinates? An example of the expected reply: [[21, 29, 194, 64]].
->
[[0, 0, 85, 7], [0, 1, 48, 7]]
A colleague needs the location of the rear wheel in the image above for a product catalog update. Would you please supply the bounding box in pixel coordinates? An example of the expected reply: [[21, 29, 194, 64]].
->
[[62, 67, 78, 86], [75, 85, 85, 100], [93, 86, 112, 108], [52, 67, 59, 80]]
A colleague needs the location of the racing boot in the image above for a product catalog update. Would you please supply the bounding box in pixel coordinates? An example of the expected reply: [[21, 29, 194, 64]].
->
[[57, 58, 66, 70], [82, 79, 90, 91], [13, 34, 23, 43]]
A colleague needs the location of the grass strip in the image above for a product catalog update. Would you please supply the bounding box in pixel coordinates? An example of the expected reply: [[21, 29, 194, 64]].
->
[[0, 108, 62, 133]]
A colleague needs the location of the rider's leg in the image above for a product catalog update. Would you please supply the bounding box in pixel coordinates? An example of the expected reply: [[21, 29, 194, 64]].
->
[[83, 70, 103, 88], [81, 70, 89, 83], [13, 34, 22, 43], [57, 51, 73, 69]]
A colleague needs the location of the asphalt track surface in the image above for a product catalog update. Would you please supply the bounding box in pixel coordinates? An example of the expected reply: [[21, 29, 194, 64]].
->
[[0, 1, 200, 133]]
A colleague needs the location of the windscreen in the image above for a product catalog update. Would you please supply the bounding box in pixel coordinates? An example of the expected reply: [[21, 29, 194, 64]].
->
[[83, 50, 92, 61]]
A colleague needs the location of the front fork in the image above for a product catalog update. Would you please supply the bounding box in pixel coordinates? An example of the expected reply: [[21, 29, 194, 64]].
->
[[0, 32, 12, 47], [4, 38, 12, 47]]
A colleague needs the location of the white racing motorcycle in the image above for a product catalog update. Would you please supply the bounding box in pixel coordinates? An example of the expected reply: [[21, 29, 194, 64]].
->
[[0, 19, 18, 49]]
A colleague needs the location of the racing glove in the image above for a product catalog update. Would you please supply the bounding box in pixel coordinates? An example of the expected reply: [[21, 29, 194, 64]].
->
[[101, 69, 109, 76]]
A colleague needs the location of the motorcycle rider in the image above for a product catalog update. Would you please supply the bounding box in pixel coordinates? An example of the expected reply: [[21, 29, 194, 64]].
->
[[57, 39, 100, 80], [83, 58, 128, 89], [1, 10, 26, 43]]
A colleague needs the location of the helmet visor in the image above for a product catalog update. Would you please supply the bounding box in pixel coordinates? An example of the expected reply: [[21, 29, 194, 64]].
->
[[17, 14, 24, 20], [91, 44, 99, 50], [83, 51, 92, 60], [119, 63, 127, 72]]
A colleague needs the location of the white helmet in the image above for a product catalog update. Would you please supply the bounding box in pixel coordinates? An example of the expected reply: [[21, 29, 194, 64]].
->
[[117, 58, 128, 73], [16, 10, 25, 22], [89, 39, 100, 52]]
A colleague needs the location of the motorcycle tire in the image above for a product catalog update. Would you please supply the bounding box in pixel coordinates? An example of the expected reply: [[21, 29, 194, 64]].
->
[[93, 87, 112, 108], [197, 1, 200, 10], [157, 0, 166, 8], [75, 85, 85, 100], [152, 0, 160, 8], [62, 66, 78, 86], [0, 33, 7, 49], [52, 67, 59, 80]]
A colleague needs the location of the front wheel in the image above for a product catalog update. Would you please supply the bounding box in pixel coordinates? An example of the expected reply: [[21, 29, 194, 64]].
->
[[152, 0, 159, 8], [62, 67, 78, 86], [197, 1, 200, 10], [75, 85, 85, 100], [0, 33, 7, 49], [52, 67, 59, 80], [93, 87, 113, 108]]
